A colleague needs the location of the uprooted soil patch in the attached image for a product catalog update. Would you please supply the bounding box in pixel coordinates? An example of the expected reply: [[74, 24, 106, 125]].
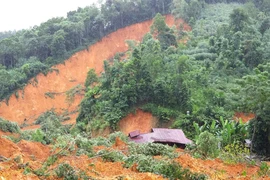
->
[[118, 109, 158, 135]]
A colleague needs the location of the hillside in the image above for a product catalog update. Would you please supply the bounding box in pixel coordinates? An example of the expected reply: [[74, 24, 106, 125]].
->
[[1, 0, 270, 179], [0, 15, 190, 129]]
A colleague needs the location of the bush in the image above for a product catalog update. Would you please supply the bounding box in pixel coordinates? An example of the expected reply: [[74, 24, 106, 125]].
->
[[124, 154, 207, 179], [0, 118, 20, 133], [128, 142, 177, 158], [55, 163, 78, 180], [196, 131, 219, 158], [31, 129, 45, 144], [141, 103, 179, 122], [97, 149, 125, 162], [108, 131, 128, 143], [219, 141, 250, 164]]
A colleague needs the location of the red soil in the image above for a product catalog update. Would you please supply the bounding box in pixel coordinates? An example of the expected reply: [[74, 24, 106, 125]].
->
[[0, 15, 190, 128], [118, 109, 158, 135], [175, 150, 267, 180], [234, 112, 255, 123]]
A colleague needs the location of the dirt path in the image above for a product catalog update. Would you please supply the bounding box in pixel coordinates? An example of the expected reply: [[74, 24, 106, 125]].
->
[[0, 15, 190, 128]]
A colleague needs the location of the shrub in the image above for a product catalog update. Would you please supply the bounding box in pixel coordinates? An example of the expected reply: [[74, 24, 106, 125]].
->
[[128, 142, 177, 158], [123, 154, 207, 179], [141, 103, 179, 122], [196, 131, 219, 158], [258, 162, 270, 177], [31, 129, 45, 144], [55, 163, 78, 180], [219, 141, 249, 164], [108, 131, 128, 143], [97, 149, 125, 162], [0, 118, 20, 133]]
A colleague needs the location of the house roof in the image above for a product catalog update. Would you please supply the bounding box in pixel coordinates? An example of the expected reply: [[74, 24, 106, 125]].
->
[[129, 128, 192, 145]]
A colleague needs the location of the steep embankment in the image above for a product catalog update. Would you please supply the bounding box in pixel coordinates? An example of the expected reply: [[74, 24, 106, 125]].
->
[[0, 15, 191, 127]]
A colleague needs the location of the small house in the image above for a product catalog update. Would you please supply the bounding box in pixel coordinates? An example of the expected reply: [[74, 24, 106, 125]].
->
[[128, 128, 192, 148]]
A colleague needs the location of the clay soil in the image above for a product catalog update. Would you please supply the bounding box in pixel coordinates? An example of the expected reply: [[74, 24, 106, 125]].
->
[[234, 112, 255, 123], [118, 109, 158, 135]]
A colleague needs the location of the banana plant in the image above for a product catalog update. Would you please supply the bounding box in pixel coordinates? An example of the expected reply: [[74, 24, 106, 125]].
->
[[193, 121, 206, 142]]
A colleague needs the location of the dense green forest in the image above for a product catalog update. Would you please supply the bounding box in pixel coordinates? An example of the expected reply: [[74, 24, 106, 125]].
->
[[77, 0, 270, 157], [1, 0, 270, 159], [0, 0, 172, 100]]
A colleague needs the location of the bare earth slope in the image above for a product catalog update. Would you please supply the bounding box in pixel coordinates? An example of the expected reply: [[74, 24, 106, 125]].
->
[[0, 15, 190, 127]]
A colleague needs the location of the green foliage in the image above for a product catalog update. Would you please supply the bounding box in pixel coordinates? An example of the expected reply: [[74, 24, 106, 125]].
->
[[124, 154, 207, 180], [108, 131, 128, 143], [196, 131, 219, 158], [0, 118, 20, 133], [55, 163, 78, 180], [84, 68, 98, 87], [141, 103, 179, 122], [172, 0, 205, 26], [77, 17, 189, 128], [258, 162, 270, 177], [33, 110, 71, 144], [229, 8, 249, 32], [219, 141, 250, 164], [65, 84, 84, 104], [97, 149, 125, 162], [128, 142, 178, 158], [31, 129, 45, 144]]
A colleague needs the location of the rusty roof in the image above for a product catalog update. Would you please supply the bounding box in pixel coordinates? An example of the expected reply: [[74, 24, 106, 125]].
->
[[129, 128, 192, 145]]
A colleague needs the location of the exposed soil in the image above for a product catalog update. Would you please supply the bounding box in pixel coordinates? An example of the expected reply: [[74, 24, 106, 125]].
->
[[0, 15, 190, 129], [175, 149, 264, 180], [234, 112, 255, 123], [118, 109, 158, 135]]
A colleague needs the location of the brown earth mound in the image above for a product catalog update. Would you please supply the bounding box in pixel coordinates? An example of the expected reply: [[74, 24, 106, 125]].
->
[[118, 109, 158, 135], [234, 112, 255, 123], [17, 140, 51, 161], [0, 15, 190, 129], [0, 137, 21, 158]]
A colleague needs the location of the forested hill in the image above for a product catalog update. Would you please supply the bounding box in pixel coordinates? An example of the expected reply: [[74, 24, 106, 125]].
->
[[77, 0, 270, 157], [0, 0, 172, 101]]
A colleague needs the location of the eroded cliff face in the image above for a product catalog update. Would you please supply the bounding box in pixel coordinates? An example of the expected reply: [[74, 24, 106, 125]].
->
[[0, 15, 190, 128]]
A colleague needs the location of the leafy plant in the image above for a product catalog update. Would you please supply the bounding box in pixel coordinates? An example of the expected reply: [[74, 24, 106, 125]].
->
[[258, 162, 270, 177], [0, 118, 20, 133], [196, 131, 219, 158], [55, 163, 78, 180]]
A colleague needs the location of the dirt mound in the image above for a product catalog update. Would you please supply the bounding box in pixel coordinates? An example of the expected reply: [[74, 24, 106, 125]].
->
[[0, 137, 22, 159], [54, 155, 165, 180], [175, 151, 262, 180], [0, 15, 190, 129], [118, 109, 158, 135], [17, 140, 51, 161], [234, 112, 255, 123]]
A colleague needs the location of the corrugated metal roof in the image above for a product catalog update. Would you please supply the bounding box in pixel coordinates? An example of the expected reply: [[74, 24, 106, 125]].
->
[[129, 128, 192, 145], [129, 130, 140, 138]]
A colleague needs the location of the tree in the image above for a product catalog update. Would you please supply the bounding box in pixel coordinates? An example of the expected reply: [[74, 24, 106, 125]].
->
[[196, 131, 219, 158], [51, 30, 66, 58], [229, 8, 249, 32], [236, 64, 270, 156]]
